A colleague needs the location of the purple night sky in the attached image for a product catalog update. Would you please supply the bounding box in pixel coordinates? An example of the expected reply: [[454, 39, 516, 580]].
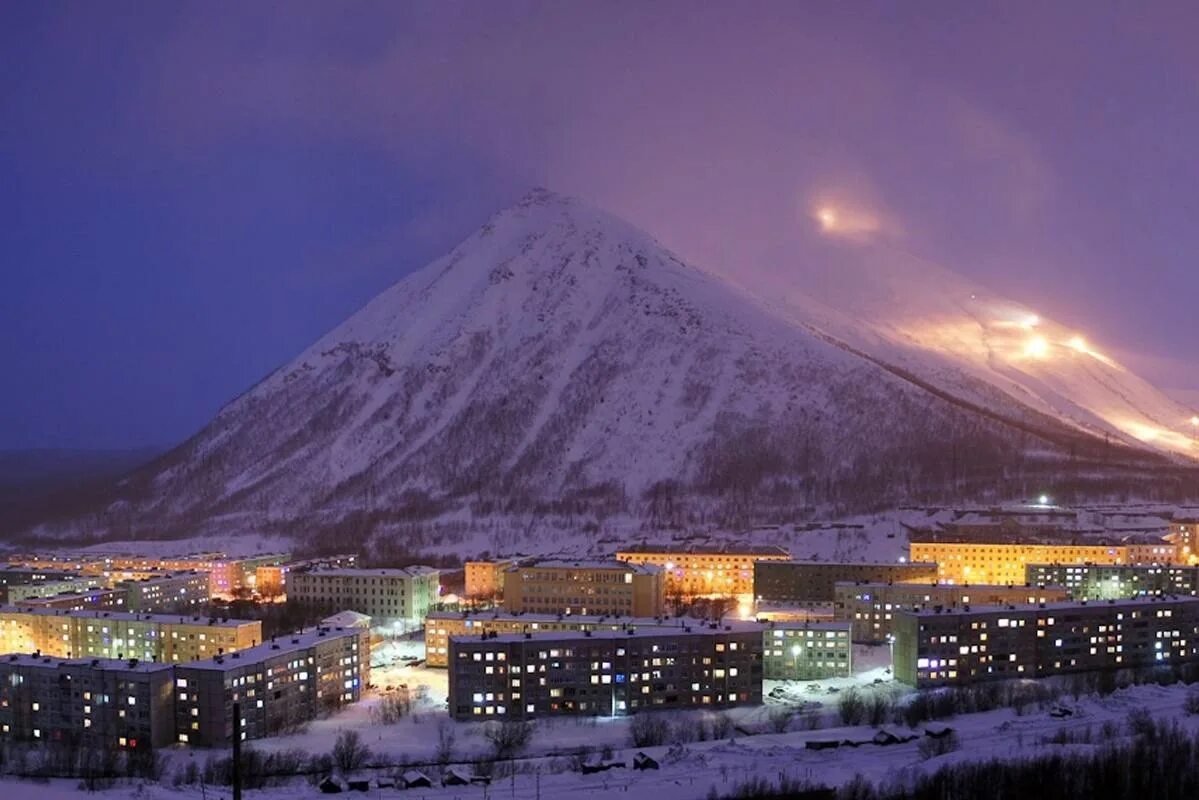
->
[[2, 1, 1197, 449]]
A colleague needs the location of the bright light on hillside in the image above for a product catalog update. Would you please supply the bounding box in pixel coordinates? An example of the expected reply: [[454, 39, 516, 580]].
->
[[1023, 335, 1050, 359]]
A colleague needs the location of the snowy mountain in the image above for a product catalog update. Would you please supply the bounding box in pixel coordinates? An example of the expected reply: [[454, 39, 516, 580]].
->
[[30, 190, 1196, 548]]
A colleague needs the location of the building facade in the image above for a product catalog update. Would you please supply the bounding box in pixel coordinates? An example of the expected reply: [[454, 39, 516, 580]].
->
[[894, 596, 1199, 687], [909, 539, 1178, 585], [1026, 563, 1199, 601], [174, 625, 369, 747], [0, 654, 175, 751], [464, 559, 516, 601], [0, 608, 262, 663], [502, 561, 665, 618], [834, 582, 1071, 643], [761, 621, 853, 680], [255, 554, 358, 599], [615, 544, 790, 599], [448, 624, 762, 720], [287, 567, 440, 629], [118, 572, 211, 613], [753, 561, 939, 603], [21, 589, 127, 612]]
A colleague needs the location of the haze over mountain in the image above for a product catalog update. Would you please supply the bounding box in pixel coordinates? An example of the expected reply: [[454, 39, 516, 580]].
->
[[21, 191, 1197, 550]]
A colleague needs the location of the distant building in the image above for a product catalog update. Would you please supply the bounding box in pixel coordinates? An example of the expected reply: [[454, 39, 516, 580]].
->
[[1026, 563, 1199, 601], [5, 576, 103, 604], [174, 625, 369, 746], [447, 623, 762, 720], [464, 559, 517, 601], [0, 654, 175, 751], [21, 588, 127, 612], [209, 553, 291, 597], [909, 538, 1178, 585], [753, 561, 939, 604], [894, 595, 1199, 687], [761, 621, 853, 680], [0, 568, 85, 604], [287, 567, 440, 629], [834, 581, 1070, 643], [0, 607, 262, 663], [116, 571, 210, 613], [615, 544, 790, 599], [255, 554, 358, 599], [501, 560, 665, 618]]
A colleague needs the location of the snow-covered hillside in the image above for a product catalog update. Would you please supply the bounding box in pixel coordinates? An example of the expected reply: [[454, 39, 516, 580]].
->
[[31, 190, 1195, 548]]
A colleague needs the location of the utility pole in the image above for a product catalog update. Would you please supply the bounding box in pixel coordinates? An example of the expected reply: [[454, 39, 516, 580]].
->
[[232, 701, 243, 800]]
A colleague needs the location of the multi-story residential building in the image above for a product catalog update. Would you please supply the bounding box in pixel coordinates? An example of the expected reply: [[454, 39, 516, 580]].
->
[[464, 559, 517, 601], [753, 561, 939, 604], [0, 654, 175, 751], [1026, 563, 1199, 601], [22, 588, 127, 612], [255, 554, 358, 599], [174, 625, 369, 747], [209, 554, 291, 597], [117, 572, 210, 613], [834, 582, 1070, 643], [0, 608, 262, 663], [5, 576, 102, 604], [761, 621, 853, 680], [426, 611, 654, 667], [447, 623, 763, 720], [894, 595, 1199, 688], [909, 537, 1178, 585], [502, 560, 665, 618], [616, 544, 790, 599], [1170, 516, 1199, 564], [287, 567, 440, 629], [0, 568, 85, 604]]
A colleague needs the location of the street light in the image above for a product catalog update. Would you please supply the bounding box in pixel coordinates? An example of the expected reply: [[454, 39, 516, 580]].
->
[[886, 634, 895, 677], [791, 644, 802, 681]]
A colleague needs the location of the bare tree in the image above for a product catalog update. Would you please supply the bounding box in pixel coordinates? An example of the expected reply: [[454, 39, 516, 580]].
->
[[332, 730, 371, 774]]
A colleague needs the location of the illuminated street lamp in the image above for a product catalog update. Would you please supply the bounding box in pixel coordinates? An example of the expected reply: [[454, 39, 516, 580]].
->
[[791, 643, 802, 680], [886, 634, 895, 676]]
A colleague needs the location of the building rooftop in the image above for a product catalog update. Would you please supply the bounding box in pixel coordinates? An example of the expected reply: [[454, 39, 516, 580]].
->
[[514, 559, 661, 573], [0, 605, 257, 627], [0, 652, 174, 673], [299, 566, 439, 578], [452, 620, 764, 645], [178, 625, 362, 672], [615, 543, 790, 557], [766, 560, 938, 568], [906, 594, 1199, 618]]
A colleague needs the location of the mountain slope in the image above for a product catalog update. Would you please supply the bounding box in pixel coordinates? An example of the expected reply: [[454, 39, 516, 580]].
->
[[31, 190, 1195, 547]]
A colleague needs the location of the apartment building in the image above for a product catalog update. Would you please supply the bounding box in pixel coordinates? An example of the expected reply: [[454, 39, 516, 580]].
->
[[464, 559, 517, 601], [0, 568, 85, 604], [117, 572, 211, 613], [753, 561, 939, 603], [834, 582, 1070, 643], [174, 625, 369, 747], [447, 623, 762, 720], [501, 560, 665, 618], [425, 611, 652, 667], [894, 595, 1199, 688], [255, 554, 358, 599], [1026, 563, 1199, 601], [6, 576, 102, 604], [287, 567, 440, 629], [0, 607, 262, 663], [616, 544, 790, 599], [22, 588, 127, 612], [909, 538, 1178, 585], [209, 553, 291, 597], [761, 621, 853, 680], [0, 654, 175, 751], [1169, 517, 1199, 564]]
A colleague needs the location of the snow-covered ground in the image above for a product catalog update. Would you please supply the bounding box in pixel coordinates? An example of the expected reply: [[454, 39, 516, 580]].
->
[[8, 679, 1199, 800]]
